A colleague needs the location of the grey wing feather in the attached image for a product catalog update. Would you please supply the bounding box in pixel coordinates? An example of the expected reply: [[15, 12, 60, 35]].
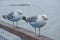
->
[[7, 12, 14, 19], [27, 16, 37, 23]]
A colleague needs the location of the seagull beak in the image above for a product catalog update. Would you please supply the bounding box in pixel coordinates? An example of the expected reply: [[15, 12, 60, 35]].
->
[[44, 18, 48, 21]]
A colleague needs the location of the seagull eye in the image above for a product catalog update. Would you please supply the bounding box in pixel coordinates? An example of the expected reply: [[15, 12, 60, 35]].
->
[[18, 11, 22, 15], [42, 16, 45, 18], [18, 11, 20, 13]]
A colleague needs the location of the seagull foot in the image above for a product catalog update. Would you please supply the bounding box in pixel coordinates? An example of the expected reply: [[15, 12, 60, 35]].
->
[[15, 26, 19, 28], [37, 35, 40, 38]]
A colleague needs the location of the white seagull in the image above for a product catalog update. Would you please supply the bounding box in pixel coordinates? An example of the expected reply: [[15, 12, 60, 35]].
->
[[3, 10, 23, 27], [22, 15, 48, 37]]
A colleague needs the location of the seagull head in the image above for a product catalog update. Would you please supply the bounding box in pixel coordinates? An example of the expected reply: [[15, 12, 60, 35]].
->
[[37, 15, 48, 22], [16, 10, 23, 15], [41, 15, 48, 21]]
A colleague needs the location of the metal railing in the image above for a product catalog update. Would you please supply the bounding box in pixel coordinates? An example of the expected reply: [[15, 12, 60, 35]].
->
[[0, 21, 53, 40]]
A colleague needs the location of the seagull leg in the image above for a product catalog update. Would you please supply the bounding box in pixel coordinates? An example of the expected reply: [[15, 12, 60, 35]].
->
[[13, 21, 14, 27], [16, 22, 18, 28], [35, 27, 36, 36], [39, 27, 40, 37]]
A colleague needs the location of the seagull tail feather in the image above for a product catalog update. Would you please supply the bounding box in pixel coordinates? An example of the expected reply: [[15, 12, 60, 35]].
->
[[3, 15, 8, 19]]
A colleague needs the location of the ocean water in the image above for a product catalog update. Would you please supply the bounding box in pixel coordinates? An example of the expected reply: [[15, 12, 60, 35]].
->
[[0, 0, 60, 40]]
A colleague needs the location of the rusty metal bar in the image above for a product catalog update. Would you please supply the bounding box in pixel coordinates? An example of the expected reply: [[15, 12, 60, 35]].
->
[[0, 21, 53, 40]]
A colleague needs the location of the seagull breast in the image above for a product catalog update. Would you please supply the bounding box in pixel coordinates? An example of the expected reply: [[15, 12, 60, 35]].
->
[[30, 21, 46, 28]]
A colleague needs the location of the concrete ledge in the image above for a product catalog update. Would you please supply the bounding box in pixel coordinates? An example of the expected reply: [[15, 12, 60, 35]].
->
[[0, 21, 53, 40]]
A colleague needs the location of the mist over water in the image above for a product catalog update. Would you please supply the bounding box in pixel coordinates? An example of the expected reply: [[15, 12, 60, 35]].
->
[[0, 0, 60, 40]]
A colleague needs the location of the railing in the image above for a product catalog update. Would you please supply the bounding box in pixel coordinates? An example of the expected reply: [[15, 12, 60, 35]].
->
[[0, 21, 53, 40]]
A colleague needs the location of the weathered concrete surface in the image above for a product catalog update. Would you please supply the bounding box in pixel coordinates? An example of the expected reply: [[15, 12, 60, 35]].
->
[[0, 21, 53, 40]]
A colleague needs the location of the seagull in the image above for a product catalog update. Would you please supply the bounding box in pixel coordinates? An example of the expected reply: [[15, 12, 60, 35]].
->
[[22, 15, 48, 37], [2, 10, 23, 27]]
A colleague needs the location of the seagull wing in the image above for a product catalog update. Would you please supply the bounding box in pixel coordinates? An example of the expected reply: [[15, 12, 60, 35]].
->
[[27, 16, 37, 23], [7, 12, 14, 19]]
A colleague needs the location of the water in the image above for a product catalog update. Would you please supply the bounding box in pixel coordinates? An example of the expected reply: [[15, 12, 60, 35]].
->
[[0, 0, 60, 40]]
